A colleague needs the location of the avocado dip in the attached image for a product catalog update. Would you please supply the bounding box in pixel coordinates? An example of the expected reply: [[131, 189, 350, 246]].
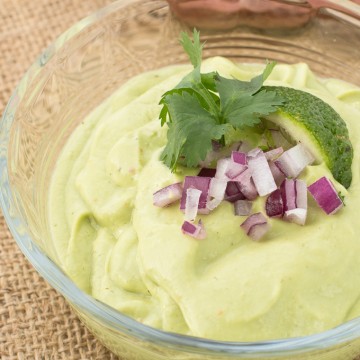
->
[[48, 57, 360, 341]]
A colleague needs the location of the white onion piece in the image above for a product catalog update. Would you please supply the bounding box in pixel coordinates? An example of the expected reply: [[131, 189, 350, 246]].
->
[[225, 162, 247, 179], [185, 188, 202, 221], [247, 148, 277, 196], [153, 182, 183, 207], [269, 161, 285, 186], [240, 212, 270, 241], [265, 147, 283, 161], [215, 158, 232, 179], [295, 179, 307, 209], [206, 198, 222, 211], [234, 200, 252, 216], [284, 208, 307, 225], [209, 178, 227, 200], [233, 169, 258, 200], [308, 176, 343, 215], [274, 143, 315, 178], [180, 176, 211, 214], [231, 151, 247, 165], [181, 220, 206, 239], [265, 189, 284, 218]]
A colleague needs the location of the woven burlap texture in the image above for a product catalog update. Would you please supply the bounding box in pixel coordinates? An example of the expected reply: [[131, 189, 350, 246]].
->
[[0, 1, 119, 359]]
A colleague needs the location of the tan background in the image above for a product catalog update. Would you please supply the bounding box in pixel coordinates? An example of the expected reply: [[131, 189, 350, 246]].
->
[[0, 1, 120, 359]]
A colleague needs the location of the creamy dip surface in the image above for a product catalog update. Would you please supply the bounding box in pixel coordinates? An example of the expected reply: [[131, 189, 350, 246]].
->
[[49, 57, 360, 341]]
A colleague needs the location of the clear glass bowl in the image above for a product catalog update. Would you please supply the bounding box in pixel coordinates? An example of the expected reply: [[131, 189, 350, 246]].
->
[[1, 0, 360, 359]]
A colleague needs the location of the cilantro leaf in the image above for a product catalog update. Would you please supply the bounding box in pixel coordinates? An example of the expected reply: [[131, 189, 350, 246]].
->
[[160, 92, 229, 170], [180, 29, 203, 68]]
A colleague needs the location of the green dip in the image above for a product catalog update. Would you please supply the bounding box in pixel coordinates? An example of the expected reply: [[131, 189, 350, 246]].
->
[[49, 57, 360, 341]]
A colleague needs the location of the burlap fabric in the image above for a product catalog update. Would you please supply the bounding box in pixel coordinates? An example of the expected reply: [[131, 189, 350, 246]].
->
[[0, 1, 120, 358]]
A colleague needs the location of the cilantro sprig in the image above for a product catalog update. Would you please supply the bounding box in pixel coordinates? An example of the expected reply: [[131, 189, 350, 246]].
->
[[159, 29, 284, 171]]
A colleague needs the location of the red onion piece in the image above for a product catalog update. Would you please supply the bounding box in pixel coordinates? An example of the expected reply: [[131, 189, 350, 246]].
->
[[266, 189, 284, 218], [233, 168, 258, 200], [224, 181, 246, 203], [231, 151, 247, 165], [185, 188, 202, 221], [308, 176, 343, 215], [240, 212, 270, 241], [284, 208, 307, 225], [180, 176, 211, 214], [295, 179, 307, 210], [207, 198, 222, 211], [274, 143, 315, 178], [234, 200, 252, 216], [153, 182, 183, 207], [225, 162, 247, 179], [265, 147, 284, 161], [215, 158, 232, 179], [269, 161, 285, 186], [198, 168, 216, 177], [247, 148, 277, 196], [209, 178, 227, 200], [181, 220, 206, 239], [280, 179, 296, 211]]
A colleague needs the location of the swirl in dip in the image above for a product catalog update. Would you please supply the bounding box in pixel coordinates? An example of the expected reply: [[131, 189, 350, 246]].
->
[[49, 57, 360, 341]]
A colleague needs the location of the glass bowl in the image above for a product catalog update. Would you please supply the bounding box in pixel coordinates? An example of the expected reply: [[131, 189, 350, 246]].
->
[[1, 0, 360, 359]]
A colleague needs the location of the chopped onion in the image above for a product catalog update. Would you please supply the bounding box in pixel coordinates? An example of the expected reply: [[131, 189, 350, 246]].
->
[[231, 151, 247, 165], [180, 176, 211, 214], [284, 208, 307, 225], [269, 160, 285, 186], [308, 176, 343, 215], [247, 148, 277, 196], [265, 147, 284, 161], [198, 168, 216, 177], [266, 189, 284, 218], [207, 198, 222, 211], [225, 161, 247, 180], [215, 158, 232, 179], [153, 182, 183, 207], [209, 178, 227, 200], [280, 179, 296, 211], [181, 220, 206, 239], [295, 179, 307, 209], [234, 200, 252, 216], [224, 181, 245, 203], [240, 212, 270, 241], [274, 143, 315, 178], [233, 168, 258, 200], [185, 188, 202, 221]]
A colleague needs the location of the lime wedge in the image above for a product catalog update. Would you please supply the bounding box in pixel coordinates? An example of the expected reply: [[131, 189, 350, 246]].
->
[[264, 86, 353, 188]]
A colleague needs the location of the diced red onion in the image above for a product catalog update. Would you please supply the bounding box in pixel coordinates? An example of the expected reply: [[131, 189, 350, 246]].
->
[[181, 220, 206, 239], [233, 168, 258, 200], [198, 168, 216, 177], [234, 200, 252, 216], [215, 158, 232, 179], [266, 189, 284, 218], [284, 208, 307, 225], [153, 182, 183, 207], [207, 198, 222, 211], [180, 176, 211, 214], [247, 148, 277, 196], [280, 179, 296, 211], [185, 188, 202, 221], [295, 179, 307, 209], [225, 161, 247, 180], [240, 212, 270, 241], [308, 176, 343, 215], [231, 151, 247, 165], [274, 143, 315, 178], [269, 161, 285, 186], [209, 178, 227, 200], [224, 181, 245, 203], [265, 147, 284, 161]]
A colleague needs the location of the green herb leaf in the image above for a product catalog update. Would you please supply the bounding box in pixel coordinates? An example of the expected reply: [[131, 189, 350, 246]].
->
[[159, 30, 284, 171], [160, 92, 229, 171]]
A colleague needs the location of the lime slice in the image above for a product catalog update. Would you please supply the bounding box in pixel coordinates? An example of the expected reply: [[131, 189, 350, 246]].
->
[[264, 86, 353, 188]]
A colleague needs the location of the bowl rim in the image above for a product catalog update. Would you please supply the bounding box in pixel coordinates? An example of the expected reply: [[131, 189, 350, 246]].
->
[[1, 0, 360, 357]]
